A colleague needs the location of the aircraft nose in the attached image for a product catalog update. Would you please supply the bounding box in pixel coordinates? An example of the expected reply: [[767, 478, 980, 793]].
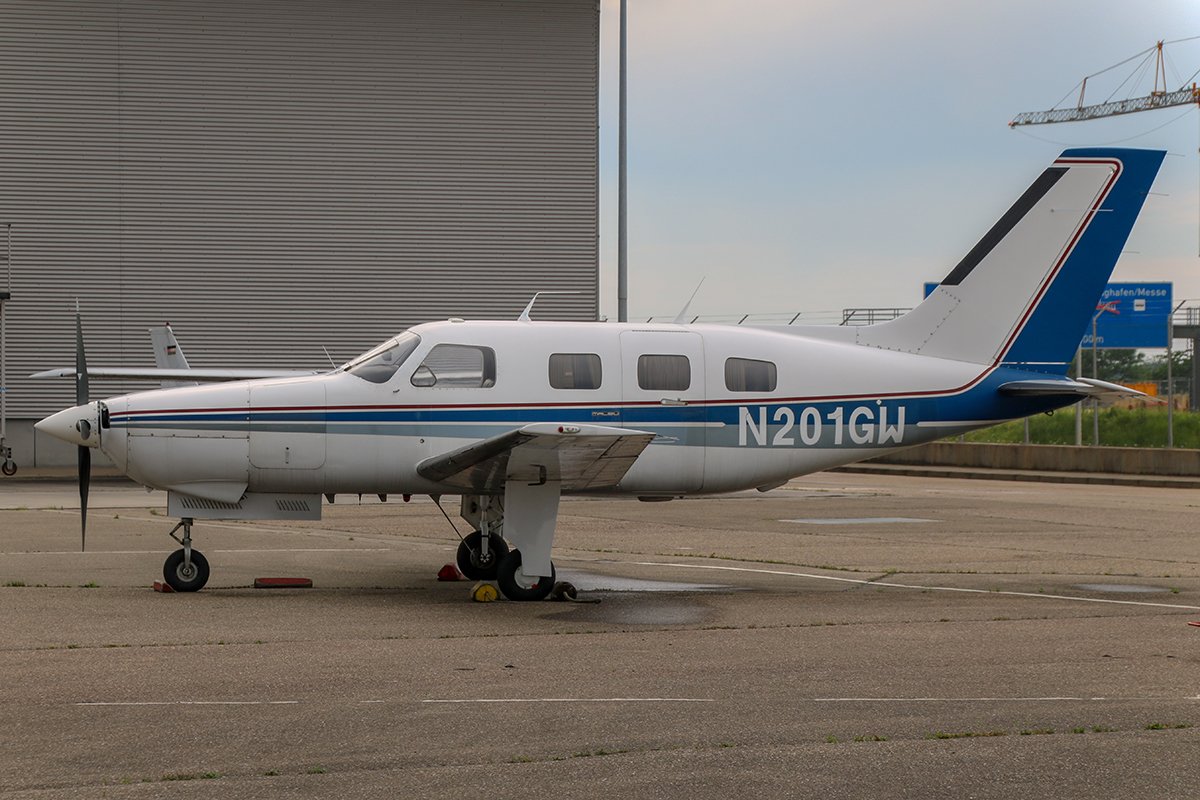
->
[[35, 403, 100, 448]]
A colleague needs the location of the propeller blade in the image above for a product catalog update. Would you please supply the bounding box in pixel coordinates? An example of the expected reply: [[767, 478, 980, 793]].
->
[[78, 445, 89, 552], [75, 303, 90, 551], [75, 306, 89, 406]]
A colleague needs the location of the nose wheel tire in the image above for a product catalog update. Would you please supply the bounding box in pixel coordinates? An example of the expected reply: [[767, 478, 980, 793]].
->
[[496, 550, 555, 602], [163, 548, 210, 592], [456, 530, 509, 581]]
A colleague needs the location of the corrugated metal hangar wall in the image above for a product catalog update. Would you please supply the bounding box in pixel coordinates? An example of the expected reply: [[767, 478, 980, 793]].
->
[[0, 0, 599, 466]]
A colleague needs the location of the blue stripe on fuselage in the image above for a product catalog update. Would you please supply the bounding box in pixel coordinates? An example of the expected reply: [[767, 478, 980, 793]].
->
[[109, 366, 1072, 448]]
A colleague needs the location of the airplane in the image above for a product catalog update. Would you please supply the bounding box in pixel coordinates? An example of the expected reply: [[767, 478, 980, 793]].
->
[[34, 147, 1163, 601]]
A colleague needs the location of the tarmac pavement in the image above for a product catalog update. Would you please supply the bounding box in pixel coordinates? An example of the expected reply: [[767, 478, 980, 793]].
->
[[1, 473, 1197, 798]]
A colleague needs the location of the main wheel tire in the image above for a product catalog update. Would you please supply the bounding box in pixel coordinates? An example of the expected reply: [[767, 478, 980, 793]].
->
[[496, 550, 555, 602], [163, 548, 210, 592], [456, 531, 509, 581]]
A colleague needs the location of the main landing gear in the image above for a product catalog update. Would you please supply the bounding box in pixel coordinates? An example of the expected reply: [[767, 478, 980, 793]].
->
[[162, 517, 209, 592], [495, 549, 556, 602], [455, 488, 559, 602]]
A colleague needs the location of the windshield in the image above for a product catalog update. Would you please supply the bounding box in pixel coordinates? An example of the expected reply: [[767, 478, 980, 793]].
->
[[344, 331, 422, 384]]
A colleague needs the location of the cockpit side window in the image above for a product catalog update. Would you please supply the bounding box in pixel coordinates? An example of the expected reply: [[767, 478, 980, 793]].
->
[[346, 331, 421, 384], [411, 344, 496, 388]]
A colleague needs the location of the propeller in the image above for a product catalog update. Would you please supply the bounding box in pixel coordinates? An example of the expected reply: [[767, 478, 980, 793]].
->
[[75, 307, 90, 552]]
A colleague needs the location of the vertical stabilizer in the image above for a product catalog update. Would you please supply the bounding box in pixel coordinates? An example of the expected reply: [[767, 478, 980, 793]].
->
[[857, 148, 1164, 373], [149, 324, 197, 388]]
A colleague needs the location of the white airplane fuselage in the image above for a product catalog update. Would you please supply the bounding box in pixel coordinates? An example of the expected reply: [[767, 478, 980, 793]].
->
[[63, 319, 1059, 502]]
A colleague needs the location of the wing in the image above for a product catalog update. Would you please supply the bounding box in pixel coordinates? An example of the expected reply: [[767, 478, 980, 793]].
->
[[34, 321, 322, 383], [30, 367, 319, 382], [416, 423, 655, 493]]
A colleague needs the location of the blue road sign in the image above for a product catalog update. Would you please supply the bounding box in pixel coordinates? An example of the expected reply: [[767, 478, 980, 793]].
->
[[924, 282, 1173, 349], [1081, 283, 1172, 349]]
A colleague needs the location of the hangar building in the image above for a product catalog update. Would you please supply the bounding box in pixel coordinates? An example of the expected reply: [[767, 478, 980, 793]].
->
[[0, 0, 600, 466]]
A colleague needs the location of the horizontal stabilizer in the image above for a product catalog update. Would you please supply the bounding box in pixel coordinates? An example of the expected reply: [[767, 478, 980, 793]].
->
[[31, 367, 319, 382], [417, 423, 655, 493], [998, 377, 1151, 400]]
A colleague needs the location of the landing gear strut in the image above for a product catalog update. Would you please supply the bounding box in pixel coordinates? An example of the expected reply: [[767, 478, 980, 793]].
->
[[163, 517, 209, 592], [456, 496, 511, 581], [457, 483, 560, 602]]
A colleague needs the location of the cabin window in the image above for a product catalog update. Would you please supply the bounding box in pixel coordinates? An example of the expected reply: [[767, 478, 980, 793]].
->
[[549, 353, 602, 390], [725, 357, 777, 392], [346, 331, 421, 384], [637, 354, 690, 391], [411, 344, 496, 388]]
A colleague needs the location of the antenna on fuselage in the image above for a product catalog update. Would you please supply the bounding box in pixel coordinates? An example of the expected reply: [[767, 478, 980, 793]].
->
[[672, 277, 706, 325], [517, 291, 583, 322]]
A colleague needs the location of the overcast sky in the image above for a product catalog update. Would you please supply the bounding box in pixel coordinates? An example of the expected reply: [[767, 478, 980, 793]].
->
[[596, 0, 1200, 323]]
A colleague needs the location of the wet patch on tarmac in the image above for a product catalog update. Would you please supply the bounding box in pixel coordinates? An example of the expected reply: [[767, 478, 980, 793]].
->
[[549, 570, 730, 625], [548, 594, 714, 626], [557, 570, 729, 593]]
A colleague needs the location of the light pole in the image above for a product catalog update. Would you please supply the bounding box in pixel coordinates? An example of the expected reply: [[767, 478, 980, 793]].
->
[[1080, 343, 1089, 448], [1088, 301, 1118, 446], [1166, 300, 1185, 448], [617, 0, 628, 322], [1092, 313, 1100, 446]]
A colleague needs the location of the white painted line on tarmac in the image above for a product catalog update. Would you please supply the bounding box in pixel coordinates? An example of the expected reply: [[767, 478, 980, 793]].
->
[[422, 698, 714, 704], [4, 546, 388, 554], [221, 548, 389, 553], [76, 700, 299, 707], [782, 517, 936, 525], [627, 561, 1200, 611], [811, 696, 1200, 702], [49, 510, 403, 541], [41, 510, 451, 552]]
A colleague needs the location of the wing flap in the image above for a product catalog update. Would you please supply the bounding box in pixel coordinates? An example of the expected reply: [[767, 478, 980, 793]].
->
[[416, 423, 655, 493]]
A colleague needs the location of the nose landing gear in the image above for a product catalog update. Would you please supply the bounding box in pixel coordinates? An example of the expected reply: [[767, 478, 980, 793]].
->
[[455, 529, 509, 581], [162, 517, 210, 592]]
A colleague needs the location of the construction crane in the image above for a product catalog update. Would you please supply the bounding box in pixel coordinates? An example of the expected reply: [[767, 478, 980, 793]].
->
[[1009, 39, 1200, 443], [1009, 37, 1200, 261], [1010, 39, 1200, 126]]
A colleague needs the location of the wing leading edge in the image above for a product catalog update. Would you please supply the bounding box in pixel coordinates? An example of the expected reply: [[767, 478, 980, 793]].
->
[[416, 423, 655, 493], [31, 367, 319, 382]]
